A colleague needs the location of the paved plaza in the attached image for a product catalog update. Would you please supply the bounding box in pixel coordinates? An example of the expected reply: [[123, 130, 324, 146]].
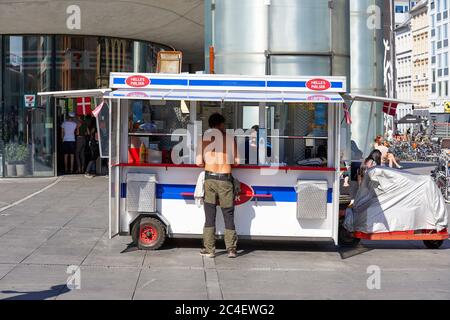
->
[[0, 164, 449, 300]]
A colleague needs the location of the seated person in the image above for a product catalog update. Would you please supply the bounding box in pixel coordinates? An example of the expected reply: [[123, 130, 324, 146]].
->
[[357, 149, 382, 186], [374, 136, 402, 169]]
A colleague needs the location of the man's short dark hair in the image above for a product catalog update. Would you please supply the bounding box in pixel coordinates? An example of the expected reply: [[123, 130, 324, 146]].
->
[[208, 113, 225, 128]]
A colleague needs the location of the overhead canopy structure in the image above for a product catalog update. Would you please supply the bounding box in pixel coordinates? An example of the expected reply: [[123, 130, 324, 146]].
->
[[106, 73, 347, 103], [37, 88, 111, 99], [396, 114, 427, 124], [342, 93, 419, 106], [104, 88, 344, 103], [37, 74, 348, 104]]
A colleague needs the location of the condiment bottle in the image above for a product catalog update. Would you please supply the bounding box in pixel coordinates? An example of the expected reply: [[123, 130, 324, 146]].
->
[[139, 142, 146, 164]]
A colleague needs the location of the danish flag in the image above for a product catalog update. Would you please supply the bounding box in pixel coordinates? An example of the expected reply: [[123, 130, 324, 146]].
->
[[343, 104, 352, 125], [76, 97, 92, 116], [382, 102, 398, 116], [92, 101, 105, 118]]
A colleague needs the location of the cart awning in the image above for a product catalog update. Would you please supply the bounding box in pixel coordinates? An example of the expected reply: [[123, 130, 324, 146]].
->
[[342, 93, 419, 105], [103, 88, 344, 103], [37, 88, 111, 98]]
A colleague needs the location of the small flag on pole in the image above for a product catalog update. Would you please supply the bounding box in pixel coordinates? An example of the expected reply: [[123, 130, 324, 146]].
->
[[382, 102, 398, 116], [92, 101, 105, 118], [343, 104, 352, 125]]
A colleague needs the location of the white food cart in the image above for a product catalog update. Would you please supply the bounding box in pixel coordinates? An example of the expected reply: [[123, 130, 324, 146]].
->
[[41, 72, 351, 249]]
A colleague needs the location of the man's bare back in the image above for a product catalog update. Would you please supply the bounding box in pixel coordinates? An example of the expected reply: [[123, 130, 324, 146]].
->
[[197, 131, 238, 174], [203, 136, 232, 174]]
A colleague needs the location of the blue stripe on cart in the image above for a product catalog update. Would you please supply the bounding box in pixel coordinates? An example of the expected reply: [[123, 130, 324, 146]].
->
[[120, 183, 333, 204]]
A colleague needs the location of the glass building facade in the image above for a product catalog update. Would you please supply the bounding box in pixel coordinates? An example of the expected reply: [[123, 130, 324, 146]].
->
[[0, 35, 170, 177]]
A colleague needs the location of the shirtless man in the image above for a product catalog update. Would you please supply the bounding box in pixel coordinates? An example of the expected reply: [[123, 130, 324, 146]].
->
[[196, 113, 239, 258]]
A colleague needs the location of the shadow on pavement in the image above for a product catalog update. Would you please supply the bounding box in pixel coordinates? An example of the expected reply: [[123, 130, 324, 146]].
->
[[338, 245, 373, 259], [1, 285, 70, 300], [120, 238, 449, 259]]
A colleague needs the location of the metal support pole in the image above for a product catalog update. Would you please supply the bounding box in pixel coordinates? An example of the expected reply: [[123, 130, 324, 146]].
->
[[364, 101, 376, 156]]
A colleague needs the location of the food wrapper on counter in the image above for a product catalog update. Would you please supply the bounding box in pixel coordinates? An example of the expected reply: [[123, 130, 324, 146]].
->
[[344, 167, 448, 233]]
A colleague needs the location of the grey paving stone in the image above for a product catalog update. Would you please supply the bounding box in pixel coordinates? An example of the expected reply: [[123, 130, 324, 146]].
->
[[0, 226, 58, 243], [20, 228, 105, 265], [0, 264, 69, 300], [64, 211, 108, 229], [82, 236, 145, 268], [213, 250, 283, 270], [0, 264, 16, 279], [0, 214, 28, 228], [0, 225, 14, 237], [20, 212, 78, 228], [218, 262, 450, 300], [43, 227, 105, 247], [22, 245, 94, 266], [133, 268, 207, 300], [343, 244, 450, 271], [0, 246, 41, 264], [56, 266, 139, 300], [218, 269, 364, 300], [143, 247, 204, 269], [0, 178, 57, 208]]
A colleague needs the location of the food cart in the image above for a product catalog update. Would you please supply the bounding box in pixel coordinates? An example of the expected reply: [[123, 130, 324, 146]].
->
[[39, 73, 347, 248], [102, 73, 347, 249], [39, 72, 448, 250]]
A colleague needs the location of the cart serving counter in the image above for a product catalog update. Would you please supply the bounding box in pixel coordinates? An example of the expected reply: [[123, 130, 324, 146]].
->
[[40, 73, 348, 249]]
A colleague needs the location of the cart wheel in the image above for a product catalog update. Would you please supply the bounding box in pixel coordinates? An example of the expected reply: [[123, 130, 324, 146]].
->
[[338, 221, 361, 247], [132, 217, 166, 250], [423, 240, 444, 249]]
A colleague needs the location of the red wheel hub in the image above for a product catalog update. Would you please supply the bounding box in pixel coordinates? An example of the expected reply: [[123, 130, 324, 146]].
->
[[140, 225, 158, 244]]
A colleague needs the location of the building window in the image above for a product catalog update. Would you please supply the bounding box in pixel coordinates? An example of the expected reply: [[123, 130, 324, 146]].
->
[[0, 34, 170, 177]]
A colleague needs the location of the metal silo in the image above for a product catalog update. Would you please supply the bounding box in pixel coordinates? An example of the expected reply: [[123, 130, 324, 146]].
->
[[349, 0, 387, 156], [205, 0, 350, 77], [206, 0, 268, 75]]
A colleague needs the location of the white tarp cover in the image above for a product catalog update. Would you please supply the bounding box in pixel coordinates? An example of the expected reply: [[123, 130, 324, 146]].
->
[[344, 167, 448, 233]]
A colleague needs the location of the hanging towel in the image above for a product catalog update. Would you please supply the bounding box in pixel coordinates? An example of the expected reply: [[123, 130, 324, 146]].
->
[[194, 171, 205, 208]]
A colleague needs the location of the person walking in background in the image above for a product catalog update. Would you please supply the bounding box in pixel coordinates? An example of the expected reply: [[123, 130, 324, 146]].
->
[[75, 115, 88, 174], [85, 125, 100, 178], [61, 112, 78, 174]]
